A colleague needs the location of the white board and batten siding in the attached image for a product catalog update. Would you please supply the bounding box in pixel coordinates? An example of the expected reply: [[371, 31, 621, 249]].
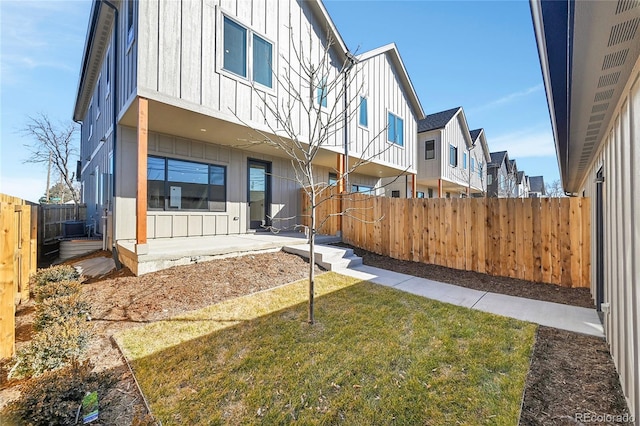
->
[[137, 0, 344, 149], [580, 60, 639, 419], [350, 52, 417, 173]]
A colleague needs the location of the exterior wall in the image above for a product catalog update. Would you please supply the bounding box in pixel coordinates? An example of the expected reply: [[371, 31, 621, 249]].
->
[[487, 162, 510, 198], [468, 142, 487, 193], [417, 130, 443, 181], [79, 0, 138, 235], [349, 53, 418, 172], [580, 63, 639, 419], [137, 0, 344, 157]]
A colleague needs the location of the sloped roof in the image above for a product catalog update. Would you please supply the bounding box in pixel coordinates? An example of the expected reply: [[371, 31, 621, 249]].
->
[[357, 43, 424, 119], [469, 128, 482, 142], [529, 176, 546, 193], [417, 107, 461, 133], [489, 151, 508, 167], [517, 170, 525, 184]]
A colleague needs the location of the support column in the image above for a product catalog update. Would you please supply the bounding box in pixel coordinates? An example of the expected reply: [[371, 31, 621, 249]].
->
[[438, 178, 443, 198], [411, 174, 417, 198], [337, 153, 345, 193], [136, 97, 148, 252]]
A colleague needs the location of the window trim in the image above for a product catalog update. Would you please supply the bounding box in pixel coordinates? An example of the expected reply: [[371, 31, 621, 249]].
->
[[463, 151, 467, 169], [147, 155, 228, 212], [316, 76, 328, 108], [105, 48, 111, 98], [126, 0, 135, 49], [219, 12, 275, 92], [358, 96, 368, 128], [391, 190, 400, 198], [387, 110, 404, 147], [96, 75, 101, 120], [425, 140, 435, 160], [449, 144, 458, 167]]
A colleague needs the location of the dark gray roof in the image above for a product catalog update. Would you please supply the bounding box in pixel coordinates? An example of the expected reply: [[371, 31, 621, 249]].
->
[[469, 128, 483, 142], [529, 176, 546, 193], [489, 151, 508, 167], [418, 107, 461, 132], [517, 171, 525, 184]]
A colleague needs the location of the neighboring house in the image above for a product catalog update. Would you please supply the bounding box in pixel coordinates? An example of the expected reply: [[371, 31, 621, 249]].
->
[[73, 0, 423, 274], [531, 0, 640, 418], [516, 171, 530, 198], [389, 106, 489, 198], [527, 176, 546, 198], [486, 151, 515, 198]]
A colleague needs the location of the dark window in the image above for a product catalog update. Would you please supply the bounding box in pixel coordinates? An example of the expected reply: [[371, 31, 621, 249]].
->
[[446, 192, 451, 198], [425, 140, 435, 159], [428, 188, 433, 198], [359, 96, 368, 127], [223, 17, 247, 77], [105, 52, 110, 92], [449, 145, 458, 167], [352, 184, 372, 193], [252, 34, 272, 87], [329, 172, 337, 186], [391, 190, 400, 198], [127, 0, 135, 44], [148, 156, 226, 211]]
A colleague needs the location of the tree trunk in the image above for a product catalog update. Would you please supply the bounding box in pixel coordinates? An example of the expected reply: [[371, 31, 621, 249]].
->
[[308, 194, 316, 324]]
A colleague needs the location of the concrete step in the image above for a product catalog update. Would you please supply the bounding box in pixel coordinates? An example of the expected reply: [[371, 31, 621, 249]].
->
[[283, 243, 362, 271]]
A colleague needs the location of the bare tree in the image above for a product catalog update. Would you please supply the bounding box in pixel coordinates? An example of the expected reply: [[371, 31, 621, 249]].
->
[[22, 113, 80, 205], [238, 27, 402, 324], [545, 179, 565, 197]]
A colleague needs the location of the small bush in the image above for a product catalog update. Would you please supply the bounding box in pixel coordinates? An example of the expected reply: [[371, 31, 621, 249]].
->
[[33, 279, 82, 303], [4, 360, 114, 426], [9, 320, 92, 379], [34, 292, 91, 331], [31, 265, 80, 290]]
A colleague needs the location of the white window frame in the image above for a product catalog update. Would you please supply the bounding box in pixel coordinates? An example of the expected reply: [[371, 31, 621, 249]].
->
[[386, 110, 404, 147], [105, 48, 111, 98], [88, 100, 93, 140], [449, 144, 458, 167], [218, 12, 275, 92], [96, 75, 101, 120], [358, 96, 368, 129]]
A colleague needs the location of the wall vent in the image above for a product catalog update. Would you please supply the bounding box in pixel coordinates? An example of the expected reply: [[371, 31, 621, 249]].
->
[[608, 18, 640, 46], [587, 123, 601, 131], [590, 113, 606, 122], [598, 71, 622, 87], [602, 49, 629, 70], [616, 0, 640, 15], [591, 103, 610, 113], [594, 89, 615, 102], [586, 129, 600, 137], [585, 135, 598, 142]]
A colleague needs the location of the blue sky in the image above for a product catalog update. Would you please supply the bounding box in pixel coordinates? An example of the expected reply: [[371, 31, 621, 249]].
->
[[0, 0, 559, 203]]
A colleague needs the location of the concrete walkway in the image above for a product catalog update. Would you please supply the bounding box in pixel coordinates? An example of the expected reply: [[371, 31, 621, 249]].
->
[[337, 264, 605, 338]]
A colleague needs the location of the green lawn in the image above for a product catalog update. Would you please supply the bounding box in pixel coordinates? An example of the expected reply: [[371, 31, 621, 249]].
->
[[115, 273, 536, 425]]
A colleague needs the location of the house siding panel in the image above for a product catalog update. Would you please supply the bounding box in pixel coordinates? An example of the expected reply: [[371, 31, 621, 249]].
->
[[581, 63, 639, 419]]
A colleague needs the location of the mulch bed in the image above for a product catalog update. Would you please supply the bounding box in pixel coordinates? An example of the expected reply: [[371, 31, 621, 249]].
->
[[334, 243, 595, 308], [2, 247, 632, 424]]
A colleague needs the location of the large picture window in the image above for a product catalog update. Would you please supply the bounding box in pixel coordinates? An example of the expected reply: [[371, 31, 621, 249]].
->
[[222, 16, 273, 89], [147, 156, 226, 211]]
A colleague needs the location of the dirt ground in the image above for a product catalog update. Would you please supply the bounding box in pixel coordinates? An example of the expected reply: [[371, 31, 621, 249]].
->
[[1, 248, 631, 425]]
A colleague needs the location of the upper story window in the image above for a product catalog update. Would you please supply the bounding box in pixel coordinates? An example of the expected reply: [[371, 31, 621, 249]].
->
[[88, 101, 93, 139], [359, 96, 368, 127], [387, 112, 403, 146], [463, 152, 467, 169], [316, 77, 327, 107], [471, 157, 475, 172], [222, 16, 273, 89], [127, 0, 135, 45], [449, 144, 458, 167], [96, 77, 101, 119], [105, 51, 111, 95], [425, 140, 435, 159], [478, 162, 483, 178], [487, 173, 493, 185]]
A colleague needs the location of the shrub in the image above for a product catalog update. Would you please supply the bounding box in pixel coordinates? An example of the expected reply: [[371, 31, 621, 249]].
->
[[33, 279, 82, 303], [4, 360, 115, 426], [31, 265, 80, 290], [34, 292, 91, 331], [9, 320, 92, 379]]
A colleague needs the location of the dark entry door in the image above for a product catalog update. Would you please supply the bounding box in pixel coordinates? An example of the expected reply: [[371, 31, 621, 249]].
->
[[595, 167, 604, 312], [248, 159, 271, 230]]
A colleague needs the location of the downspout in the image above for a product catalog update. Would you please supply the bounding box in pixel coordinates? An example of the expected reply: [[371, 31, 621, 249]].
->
[[73, 119, 83, 218], [101, 0, 121, 268], [343, 52, 356, 192]]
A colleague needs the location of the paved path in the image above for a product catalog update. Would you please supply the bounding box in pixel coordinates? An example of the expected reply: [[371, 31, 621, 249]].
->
[[338, 264, 604, 338]]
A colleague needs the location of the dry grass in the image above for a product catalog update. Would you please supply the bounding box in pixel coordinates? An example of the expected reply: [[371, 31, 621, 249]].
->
[[116, 272, 536, 425]]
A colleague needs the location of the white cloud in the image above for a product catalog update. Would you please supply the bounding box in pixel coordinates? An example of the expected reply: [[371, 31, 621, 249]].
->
[[490, 127, 556, 158], [471, 84, 544, 113]]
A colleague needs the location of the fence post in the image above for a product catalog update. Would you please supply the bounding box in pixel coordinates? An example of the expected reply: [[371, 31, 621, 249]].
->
[[1, 202, 15, 358]]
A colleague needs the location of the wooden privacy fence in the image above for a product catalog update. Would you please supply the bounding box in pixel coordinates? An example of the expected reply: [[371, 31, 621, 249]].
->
[[301, 190, 591, 288], [1, 194, 38, 358]]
